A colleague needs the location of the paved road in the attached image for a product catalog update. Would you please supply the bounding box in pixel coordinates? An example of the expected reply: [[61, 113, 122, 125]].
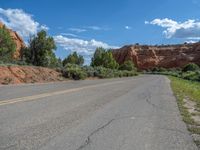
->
[[0, 75, 197, 150]]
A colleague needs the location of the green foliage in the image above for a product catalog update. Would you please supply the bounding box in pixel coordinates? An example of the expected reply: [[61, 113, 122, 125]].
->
[[91, 47, 105, 67], [63, 52, 84, 66], [119, 60, 136, 71], [23, 30, 57, 67], [91, 47, 119, 69], [182, 71, 200, 81], [83, 66, 138, 79], [62, 64, 87, 80], [147, 63, 200, 82], [0, 25, 16, 62], [182, 63, 200, 72]]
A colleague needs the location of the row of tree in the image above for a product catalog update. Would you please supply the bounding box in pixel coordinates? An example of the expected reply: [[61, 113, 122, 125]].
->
[[0, 28, 136, 71]]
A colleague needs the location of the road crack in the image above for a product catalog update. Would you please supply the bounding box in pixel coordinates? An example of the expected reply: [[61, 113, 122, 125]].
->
[[76, 119, 115, 150]]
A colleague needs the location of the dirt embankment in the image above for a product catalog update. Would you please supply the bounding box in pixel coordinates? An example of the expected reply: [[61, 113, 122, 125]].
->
[[0, 66, 64, 85]]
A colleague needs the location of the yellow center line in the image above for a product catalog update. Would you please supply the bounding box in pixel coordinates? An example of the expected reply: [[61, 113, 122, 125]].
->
[[0, 81, 124, 106]]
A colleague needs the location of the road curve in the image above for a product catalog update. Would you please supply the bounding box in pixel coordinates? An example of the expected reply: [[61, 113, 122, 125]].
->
[[0, 75, 197, 150]]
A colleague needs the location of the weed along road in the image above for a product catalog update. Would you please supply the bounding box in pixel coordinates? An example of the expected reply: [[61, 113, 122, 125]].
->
[[0, 75, 197, 150]]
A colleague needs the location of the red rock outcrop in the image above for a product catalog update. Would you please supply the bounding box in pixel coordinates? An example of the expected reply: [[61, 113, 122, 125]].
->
[[0, 66, 64, 84], [0, 22, 25, 59], [112, 43, 200, 70]]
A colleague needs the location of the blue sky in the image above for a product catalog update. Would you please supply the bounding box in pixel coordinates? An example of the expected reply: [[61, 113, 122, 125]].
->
[[1, 0, 200, 63]]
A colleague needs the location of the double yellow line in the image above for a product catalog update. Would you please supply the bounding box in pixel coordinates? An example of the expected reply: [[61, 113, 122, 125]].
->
[[0, 81, 124, 106]]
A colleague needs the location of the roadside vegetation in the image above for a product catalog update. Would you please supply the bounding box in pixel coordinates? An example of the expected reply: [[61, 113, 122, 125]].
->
[[145, 63, 200, 82], [0, 29, 138, 81], [170, 76, 200, 148]]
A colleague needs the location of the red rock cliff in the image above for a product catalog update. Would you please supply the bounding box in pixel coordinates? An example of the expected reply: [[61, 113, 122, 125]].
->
[[112, 43, 200, 70], [0, 22, 25, 59]]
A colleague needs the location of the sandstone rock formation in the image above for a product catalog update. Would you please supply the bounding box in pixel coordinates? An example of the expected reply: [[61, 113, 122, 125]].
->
[[0, 66, 64, 84], [0, 22, 25, 59], [112, 43, 200, 70]]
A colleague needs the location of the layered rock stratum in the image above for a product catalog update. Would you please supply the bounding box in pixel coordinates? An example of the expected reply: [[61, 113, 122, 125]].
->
[[112, 43, 200, 70], [0, 22, 25, 59]]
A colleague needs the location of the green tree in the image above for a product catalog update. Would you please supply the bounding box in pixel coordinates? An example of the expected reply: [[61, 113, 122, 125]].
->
[[91, 47, 106, 67], [0, 25, 16, 62], [91, 47, 119, 69], [23, 30, 57, 67], [62, 52, 84, 66], [119, 60, 136, 71]]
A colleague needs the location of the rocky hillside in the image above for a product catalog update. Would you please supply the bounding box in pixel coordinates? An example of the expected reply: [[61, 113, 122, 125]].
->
[[0, 66, 64, 84], [0, 22, 25, 59], [112, 43, 200, 70]]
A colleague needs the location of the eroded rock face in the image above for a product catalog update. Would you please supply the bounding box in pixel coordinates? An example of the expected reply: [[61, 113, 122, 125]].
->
[[0, 66, 64, 84], [0, 22, 25, 59], [112, 44, 200, 70]]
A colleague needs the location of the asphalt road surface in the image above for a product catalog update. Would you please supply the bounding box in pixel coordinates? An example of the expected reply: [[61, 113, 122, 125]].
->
[[0, 75, 197, 150]]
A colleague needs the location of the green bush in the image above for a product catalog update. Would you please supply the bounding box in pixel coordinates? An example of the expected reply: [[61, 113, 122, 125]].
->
[[146, 63, 200, 82], [62, 64, 87, 80], [182, 71, 200, 81], [119, 60, 136, 71], [182, 63, 200, 72], [82, 66, 96, 77], [61, 63, 138, 80], [82, 66, 138, 79]]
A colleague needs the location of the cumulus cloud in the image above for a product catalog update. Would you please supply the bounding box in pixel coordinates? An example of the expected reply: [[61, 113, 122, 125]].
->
[[54, 35, 118, 63], [0, 8, 48, 38], [145, 18, 200, 39]]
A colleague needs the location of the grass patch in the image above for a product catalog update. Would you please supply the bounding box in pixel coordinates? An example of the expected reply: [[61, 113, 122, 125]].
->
[[188, 127, 200, 134], [169, 76, 200, 107], [169, 76, 200, 147]]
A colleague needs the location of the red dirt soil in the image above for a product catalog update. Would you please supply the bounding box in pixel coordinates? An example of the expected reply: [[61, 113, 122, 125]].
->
[[0, 66, 64, 85]]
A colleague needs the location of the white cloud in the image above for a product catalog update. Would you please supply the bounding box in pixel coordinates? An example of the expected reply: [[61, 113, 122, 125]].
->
[[125, 26, 132, 30], [40, 25, 49, 31], [0, 8, 48, 38], [61, 33, 78, 37], [145, 18, 200, 39], [54, 35, 118, 63], [185, 40, 198, 44], [69, 28, 87, 33], [87, 26, 101, 30]]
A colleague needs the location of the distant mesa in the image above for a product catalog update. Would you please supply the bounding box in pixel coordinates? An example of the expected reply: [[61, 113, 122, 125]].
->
[[0, 22, 25, 59], [112, 43, 200, 70]]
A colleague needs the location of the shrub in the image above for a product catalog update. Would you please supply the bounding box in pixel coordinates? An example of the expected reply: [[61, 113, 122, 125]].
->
[[119, 60, 136, 71], [61, 64, 138, 80], [182, 63, 200, 72], [182, 71, 200, 81], [82, 66, 96, 77], [62, 64, 87, 80]]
